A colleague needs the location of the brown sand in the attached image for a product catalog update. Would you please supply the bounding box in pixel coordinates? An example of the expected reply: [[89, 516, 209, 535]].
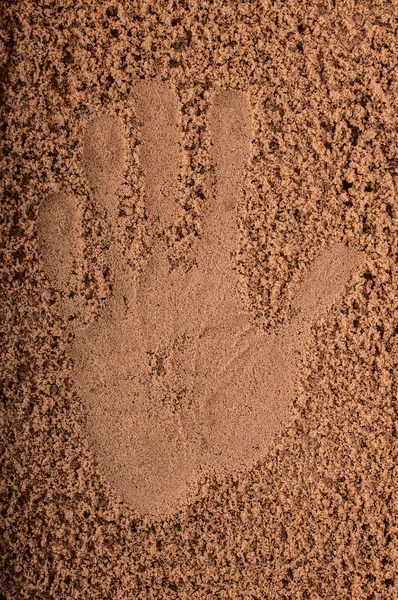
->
[[1, 0, 398, 598]]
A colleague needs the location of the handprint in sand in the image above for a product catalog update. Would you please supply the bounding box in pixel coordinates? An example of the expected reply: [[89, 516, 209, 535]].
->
[[38, 82, 363, 517]]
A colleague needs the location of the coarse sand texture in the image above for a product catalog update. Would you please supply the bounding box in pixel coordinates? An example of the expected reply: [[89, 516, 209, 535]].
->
[[2, 1, 398, 599]]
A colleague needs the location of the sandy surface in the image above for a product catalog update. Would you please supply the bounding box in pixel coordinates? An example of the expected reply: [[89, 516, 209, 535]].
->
[[1, 0, 398, 598]]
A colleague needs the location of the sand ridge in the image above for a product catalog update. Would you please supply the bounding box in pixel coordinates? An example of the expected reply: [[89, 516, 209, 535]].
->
[[37, 82, 363, 517]]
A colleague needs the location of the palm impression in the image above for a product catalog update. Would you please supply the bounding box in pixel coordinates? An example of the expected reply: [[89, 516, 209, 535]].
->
[[38, 82, 363, 517]]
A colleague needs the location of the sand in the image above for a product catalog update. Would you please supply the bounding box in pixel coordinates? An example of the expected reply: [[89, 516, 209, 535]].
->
[[1, 0, 398, 598]]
